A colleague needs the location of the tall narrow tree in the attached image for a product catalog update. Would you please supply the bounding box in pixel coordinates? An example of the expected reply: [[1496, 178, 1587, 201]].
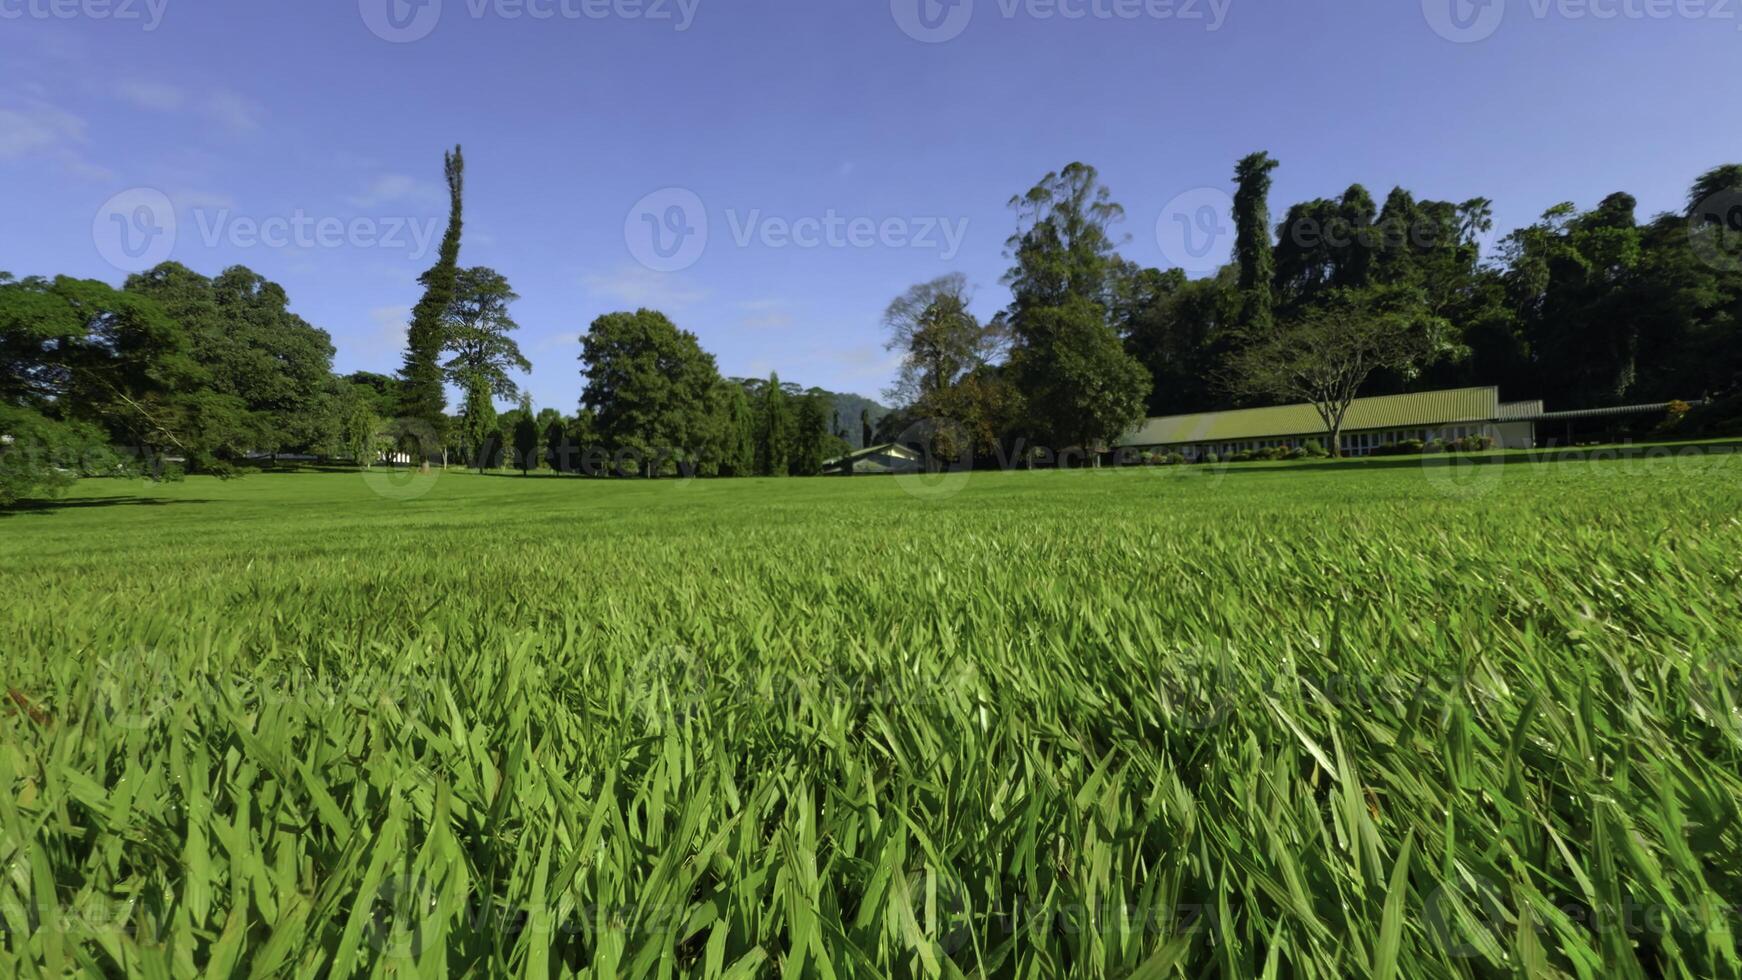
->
[[398, 146, 465, 467], [1233, 151, 1280, 335]]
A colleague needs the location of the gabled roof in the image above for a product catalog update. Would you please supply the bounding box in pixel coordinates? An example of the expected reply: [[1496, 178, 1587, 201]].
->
[[1118, 387, 1501, 447], [822, 443, 922, 467]]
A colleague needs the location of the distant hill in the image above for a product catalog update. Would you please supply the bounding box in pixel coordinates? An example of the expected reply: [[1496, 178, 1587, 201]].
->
[[728, 378, 889, 450]]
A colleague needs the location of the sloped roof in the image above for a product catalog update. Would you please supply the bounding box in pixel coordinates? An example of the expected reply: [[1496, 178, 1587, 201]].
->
[[1118, 387, 1501, 447], [1499, 401, 1545, 420], [823, 443, 921, 467]]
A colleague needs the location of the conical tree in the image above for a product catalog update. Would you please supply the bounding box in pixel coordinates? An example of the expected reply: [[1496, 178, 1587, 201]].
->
[[398, 145, 465, 467]]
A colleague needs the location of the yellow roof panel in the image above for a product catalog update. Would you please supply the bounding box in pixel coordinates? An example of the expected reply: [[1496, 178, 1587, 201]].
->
[[1119, 387, 1500, 446]]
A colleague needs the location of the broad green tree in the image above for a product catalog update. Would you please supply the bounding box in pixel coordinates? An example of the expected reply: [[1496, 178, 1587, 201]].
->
[[579, 309, 724, 477], [443, 267, 530, 400], [1010, 297, 1151, 464], [1228, 286, 1451, 457]]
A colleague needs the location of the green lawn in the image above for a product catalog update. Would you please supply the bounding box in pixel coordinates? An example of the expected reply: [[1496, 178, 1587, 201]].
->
[[3, 455, 1741, 977]]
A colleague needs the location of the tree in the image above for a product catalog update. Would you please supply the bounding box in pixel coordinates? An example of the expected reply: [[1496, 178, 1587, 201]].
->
[[579, 309, 724, 477], [460, 380, 499, 472], [883, 274, 1001, 407], [790, 390, 835, 477], [1009, 297, 1151, 465], [1227, 286, 1451, 457], [1233, 151, 1280, 335], [443, 267, 530, 400], [711, 381, 757, 477], [756, 372, 794, 476], [329, 380, 381, 467], [860, 408, 874, 449], [513, 396, 541, 475], [1004, 163, 1126, 317], [398, 145, 465, 466], [126, 263, 337, 460]]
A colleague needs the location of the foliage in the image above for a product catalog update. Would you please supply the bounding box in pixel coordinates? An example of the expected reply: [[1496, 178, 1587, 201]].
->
[[580, 310, 723, 475], [443, 267, 530, 401], [398, 146, 466, 458], [1009, 297, 1151, 459], [1228, 286, 1453, 457], [1233, 151, 1280, 334]]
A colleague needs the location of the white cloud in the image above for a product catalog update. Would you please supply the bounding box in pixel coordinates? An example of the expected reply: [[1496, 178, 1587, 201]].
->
[[581, 265, 707, 310], [346, 174, 443, 210], [115, 79, 185, 112], [112, 79, 263, 134], [201, 90, 262, 133], [739, 298, 794, 330], [0, 96, 110, 179]]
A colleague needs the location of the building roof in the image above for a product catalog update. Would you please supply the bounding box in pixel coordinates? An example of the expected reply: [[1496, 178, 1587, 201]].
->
[[1118, 387, 1501, 447], [822, 443, 922, 467], [1499, 401, 1545, 420], [1531, 402, 1681, 421]]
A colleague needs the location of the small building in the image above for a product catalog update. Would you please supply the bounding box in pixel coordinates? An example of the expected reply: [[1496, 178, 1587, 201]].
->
[[823, 443, 923, 476], [1117, 387, 1540, 459]]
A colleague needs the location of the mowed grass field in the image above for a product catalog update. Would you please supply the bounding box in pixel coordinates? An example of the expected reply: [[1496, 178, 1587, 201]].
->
[[3, 451, 1741, 978]]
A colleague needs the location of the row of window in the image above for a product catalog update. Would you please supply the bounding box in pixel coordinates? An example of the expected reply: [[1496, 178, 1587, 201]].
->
[[1163, 425, 1491, 459]]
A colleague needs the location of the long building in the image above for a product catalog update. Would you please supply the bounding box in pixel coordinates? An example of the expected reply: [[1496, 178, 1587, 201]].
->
[[1117, 387, 1591, 459]]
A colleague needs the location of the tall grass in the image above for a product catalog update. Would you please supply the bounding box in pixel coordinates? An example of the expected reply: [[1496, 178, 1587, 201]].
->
[[2, 454, 1739, 977]]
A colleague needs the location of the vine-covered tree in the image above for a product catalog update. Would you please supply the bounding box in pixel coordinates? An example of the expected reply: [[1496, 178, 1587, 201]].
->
[[398, 145, 465, 466], [1233, 151, 1280, 335]]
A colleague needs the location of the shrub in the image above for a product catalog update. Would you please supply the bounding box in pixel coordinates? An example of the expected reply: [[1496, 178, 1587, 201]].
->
[[1451, 435, 1495, 453], [1301, 439, 1329, 458], [1164, 452, 1186, 467], [1373, 439, 1426, 457], [1201, 452, 1220, 465]]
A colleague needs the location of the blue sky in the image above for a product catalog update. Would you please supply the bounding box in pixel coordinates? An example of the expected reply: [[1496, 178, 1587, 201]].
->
[[2, 0, 1739, 411]]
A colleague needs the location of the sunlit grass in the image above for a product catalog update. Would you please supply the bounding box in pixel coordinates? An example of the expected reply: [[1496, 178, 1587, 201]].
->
[[3, 453, 1740, 977]]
